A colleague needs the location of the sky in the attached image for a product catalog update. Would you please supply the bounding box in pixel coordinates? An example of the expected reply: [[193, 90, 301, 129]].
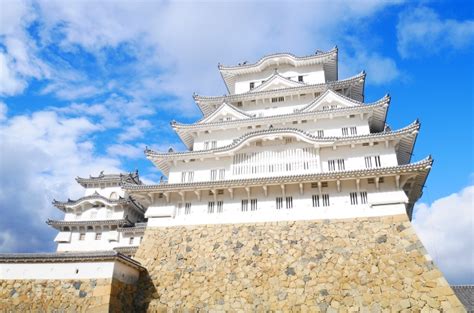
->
[[0, 0, 473, 284]]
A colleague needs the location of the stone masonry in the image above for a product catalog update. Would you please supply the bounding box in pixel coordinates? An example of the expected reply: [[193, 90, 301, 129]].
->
[[133, 214, 465, 312], [0, 277, 136, 312]]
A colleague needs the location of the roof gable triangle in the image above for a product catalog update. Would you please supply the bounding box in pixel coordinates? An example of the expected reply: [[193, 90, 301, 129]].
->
[[300, 89, 361, 112], [199, 102, 251, 124], [250, 74, 304, 93]]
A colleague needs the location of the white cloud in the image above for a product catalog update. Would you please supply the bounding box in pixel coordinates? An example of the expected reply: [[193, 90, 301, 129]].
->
[[106, 143, 145, 159], [0, 101, 7, 121], [342, 51, 401, 85], [397, 7, 474, 58], [413, 185, 474, 284], [0, 110, 122, 252]]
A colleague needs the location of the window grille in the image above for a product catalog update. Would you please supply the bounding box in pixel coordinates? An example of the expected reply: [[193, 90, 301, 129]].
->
[[79, 233, 85, 241], [211, 141, 217, 149], [204, 141, 209, 150], [188, 171, 194, 182], [350, 127, 357, 135], [360, 192, 368, 204], [251, 199, 258, 211], [350, 192, 358, 205], [285, 196, 293, 209], [217, 201, 223, 213], [241, 199, 248, 212], [249, 82, 254, 89], [208, 202, 215, 214], [298, 75, 304, 82], [342, 127, 349, 136], [210, 169, 217, 181], [322, 194, 330, 207], [95, 233, 102, 240], [312, 195, 320, 207], [276, 197, 283, 209], [317, 130, 324, 137], [185, 203, 191, 215]]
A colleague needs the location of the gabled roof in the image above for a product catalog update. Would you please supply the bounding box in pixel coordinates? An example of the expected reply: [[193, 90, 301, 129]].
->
[[76, 171, 142, 188], [192, 102, 252, 124], [298, 89, 386, 112], [249, 73, 305, 93], [194, 72, 366, 117], [52, 192, 145, 214], [218, 47, 338, 94], [46, 218, 131, 230], [172, 94, 390, 149], [147, 121, 419, 176]]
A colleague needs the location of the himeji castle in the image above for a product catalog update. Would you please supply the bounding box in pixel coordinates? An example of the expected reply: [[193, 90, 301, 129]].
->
[[47, 171, 147, 256], [125, 47, 431, 227], [3, 48, 467, 312]]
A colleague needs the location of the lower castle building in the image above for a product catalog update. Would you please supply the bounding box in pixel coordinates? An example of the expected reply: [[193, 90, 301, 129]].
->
[[0, 48, 468, 312]]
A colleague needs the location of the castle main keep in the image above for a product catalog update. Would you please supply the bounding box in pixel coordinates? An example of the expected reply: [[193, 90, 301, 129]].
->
[[0, 48, 466, 312]]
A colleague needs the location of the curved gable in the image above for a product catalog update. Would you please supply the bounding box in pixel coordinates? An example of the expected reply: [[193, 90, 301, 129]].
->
[[199, 102, 252, 124], [300, 89, 363, 112], [250, 74, 304, 93]]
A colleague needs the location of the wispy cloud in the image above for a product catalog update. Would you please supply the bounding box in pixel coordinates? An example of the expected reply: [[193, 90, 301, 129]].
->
[[397, 6, 474, 58], [413, 185, 474, 284]]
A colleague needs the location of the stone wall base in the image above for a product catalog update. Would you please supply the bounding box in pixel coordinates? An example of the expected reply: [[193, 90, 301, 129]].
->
[[0, 277, 136, 312], [133, 214, 465, 312]]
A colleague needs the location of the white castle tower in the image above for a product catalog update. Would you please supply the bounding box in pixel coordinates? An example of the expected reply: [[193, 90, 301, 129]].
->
[[125, 47, 431, 226], [47, 171, 146, 255]]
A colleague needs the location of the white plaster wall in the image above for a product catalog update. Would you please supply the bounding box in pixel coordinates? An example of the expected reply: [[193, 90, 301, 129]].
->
[[56, 228, 143, 252], [193, 116, 371, 151], [168, 141, 398, 184], [233, 64, 326, 94], [147, 181, 408, 226], [84, 186, 124, 198], [0, 260, 140, 284]]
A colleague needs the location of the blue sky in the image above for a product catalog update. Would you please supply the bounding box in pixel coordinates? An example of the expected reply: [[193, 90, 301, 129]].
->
[[0, 0, 473, 284]]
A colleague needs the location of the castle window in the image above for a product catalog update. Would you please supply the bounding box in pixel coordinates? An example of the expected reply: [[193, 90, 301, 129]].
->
[[241, 200, 248, 212], [350, 192, 358, 205], [322, 194, 330, 207], [185, 203, 192, 215], [285, 197, 293, 209], [276, 197, 283, 209], [321, 182, 328, 188], [251, 199, 258, 211], [187, 171, 194, 183], [360, 192, 368, 204], [328, 159, 345, 171], [129, 237, 134, 245], [271, 97, 285, 103], [219, 169, 225, 180], [350, 127, 357, 135], [181, 172, 186, 183], [217, 201, 223, 213], [204, 141, 209, 150], [368, 178, 375, 184], [312, 195, 320, 207], [79, 233, 86, 241], [249, 82, 255, 89], [217, 189, 224, 195], [342, 127, 349, 136], [298, 75, 304, 82], [95, 233, 102, 240], [365, 156, 381, 169], [317, 130, 324, 137], [208, 202, 215, 214], [311, 183, 318, 188], [237, 101, 243, 107], [210, 170, 217, 181]]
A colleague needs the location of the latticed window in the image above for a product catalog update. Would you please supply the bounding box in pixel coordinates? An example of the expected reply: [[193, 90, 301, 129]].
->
[[217, 201, 223, 213], [322, 194, 330, 207], [188, 171, 194, 182], [204, 141, 209, 150], [211, 141, 217, 149], [365, 156, 381, 168], [285, 197, 293, 209], [129, 237, 134, 245], [249, 82, 255, 89], [210, 169, 217, 181], [328, 160, 336, 171], [181, 172, 186, 183], [328, 159, 345, 171], [79, 233, 86, 241], [95, 233, 102, 240], [208, 202, 215, 214], [251, 199, 258, 211], [276, 197, 283, 209], [312, 195, 320, 207], [298, 75, 304, 82], [241, 199, 248, 212], [350, 192, 358, 205], [350, 127, 357, 135], [342, 127, 349, 136], [219, 169, 225, 180], [185, 203, 192, 215], [317, 130, 324, 137], [360, 192, 368, 204]]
